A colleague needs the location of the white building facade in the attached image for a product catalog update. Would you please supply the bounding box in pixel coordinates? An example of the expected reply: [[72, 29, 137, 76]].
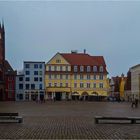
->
[[16, 61, 45, 101], [16, 71, 25, 100], [130, 64, 140, 100]]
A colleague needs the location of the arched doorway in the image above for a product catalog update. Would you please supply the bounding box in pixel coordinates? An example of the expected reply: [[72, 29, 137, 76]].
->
[[89, 92, 98, 101], [81, 92, 89, 101], [72, 92, 79, 100]]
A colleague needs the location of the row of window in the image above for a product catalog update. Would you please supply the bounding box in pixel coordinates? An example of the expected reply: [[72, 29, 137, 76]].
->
[[48, 65, 69, 71], [49, 74, 69, 80], [19, 77, 43, 82], [74, 65, 104, 72], [48, 65, 104, 72], [25, 71, 43, 75], [25, 77, 43, 82], [25, 64, 43, 69], [48, 83, 104, 88], [48, 74, 104, 80], [19, 84, 43, 90]]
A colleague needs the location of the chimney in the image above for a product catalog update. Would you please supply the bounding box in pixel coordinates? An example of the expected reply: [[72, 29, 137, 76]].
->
[[84, 49, 86, 54]]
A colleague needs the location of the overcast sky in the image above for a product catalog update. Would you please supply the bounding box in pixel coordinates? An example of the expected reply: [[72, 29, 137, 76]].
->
[[0, 1, 140, 77]]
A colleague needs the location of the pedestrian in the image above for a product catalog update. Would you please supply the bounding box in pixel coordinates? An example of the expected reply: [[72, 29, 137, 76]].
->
[[53, 96, 56, 102], [131, 98, 136, 108], [40, 94, 44, 103], [135, 98, 139, 108]]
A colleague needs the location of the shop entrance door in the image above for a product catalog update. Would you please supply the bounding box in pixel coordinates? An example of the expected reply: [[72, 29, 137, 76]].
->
[[55, 92, 62, 101]]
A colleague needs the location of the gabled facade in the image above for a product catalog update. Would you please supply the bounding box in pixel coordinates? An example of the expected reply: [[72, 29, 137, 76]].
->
[[45, 52, 108, 101]]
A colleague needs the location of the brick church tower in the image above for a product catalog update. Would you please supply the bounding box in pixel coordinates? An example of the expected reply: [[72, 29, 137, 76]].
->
[[0, 22, 5, 64], [0, 21, 5, 100]]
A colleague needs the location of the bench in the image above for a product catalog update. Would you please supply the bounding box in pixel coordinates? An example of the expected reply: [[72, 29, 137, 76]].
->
[[0, 113, 23, 123], [95, 116, 140, 124]]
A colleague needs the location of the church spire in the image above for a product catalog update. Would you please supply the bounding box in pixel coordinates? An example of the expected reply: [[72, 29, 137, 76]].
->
[[2, 19, 4, 31]]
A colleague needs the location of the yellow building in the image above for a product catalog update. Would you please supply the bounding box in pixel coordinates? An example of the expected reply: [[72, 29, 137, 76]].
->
[[45, 52, 108, 101]]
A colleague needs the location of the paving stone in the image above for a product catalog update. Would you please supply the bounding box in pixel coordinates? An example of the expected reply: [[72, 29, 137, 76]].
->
[[0, 101, 140, 139]]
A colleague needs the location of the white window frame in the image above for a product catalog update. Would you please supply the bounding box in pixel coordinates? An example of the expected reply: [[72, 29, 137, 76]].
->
[[93, 66, 97, 72], [99, 83, 104, 88], [93, 83, 96, 88], [99, 74, 104, 80], [54, 66, 57, 71], [49, 74, 52, 79], [74, 74, 77, 80], [99, 66, 104, 72], [80, 74, 83, 80], [74, 83, 77, 88], [87, 83, 90, 88], [80, 66, 84, 72], [87, 66, 91, 72], [49, 83, 51, 87], [87, 74, 90, 80], [60, 66, 63, 71], [80, 83, 84, 88], [49, 66, 51, 71], [66, 66, 68, 71], [60, 83, 63, 87], [74, 65, 78, 72], [54, 83, 57, 87], [93, 75, 96, 80]]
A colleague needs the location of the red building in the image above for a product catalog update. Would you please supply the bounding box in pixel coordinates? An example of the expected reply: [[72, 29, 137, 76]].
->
[[4, 60, 16, 101], [0, 22, 16, 101]]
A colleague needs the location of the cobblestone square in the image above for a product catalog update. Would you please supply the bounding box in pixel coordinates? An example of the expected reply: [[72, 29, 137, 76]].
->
[[0, 101, 140, 139]]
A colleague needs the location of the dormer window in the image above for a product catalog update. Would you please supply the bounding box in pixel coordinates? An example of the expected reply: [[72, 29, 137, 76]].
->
[[87, 66, 91, 72], [99, 66, 103, 72], [93, 66, 97, 72], [80, 66, 84, 72], [74, 65, 78, 72]]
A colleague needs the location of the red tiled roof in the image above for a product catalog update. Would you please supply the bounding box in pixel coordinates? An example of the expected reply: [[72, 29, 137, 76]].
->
[[91, 56, 106, 65], [60, 53, 106, 66]]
